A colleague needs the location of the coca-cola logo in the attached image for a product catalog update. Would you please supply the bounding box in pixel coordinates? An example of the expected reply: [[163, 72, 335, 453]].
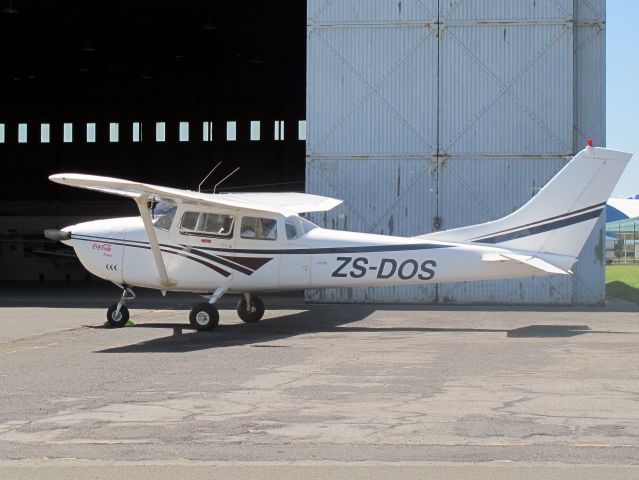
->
[[91, 242, 112, 252]]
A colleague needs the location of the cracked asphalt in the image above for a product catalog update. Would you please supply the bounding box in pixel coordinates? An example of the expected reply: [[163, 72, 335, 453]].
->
[[0, 284, 638, 478]]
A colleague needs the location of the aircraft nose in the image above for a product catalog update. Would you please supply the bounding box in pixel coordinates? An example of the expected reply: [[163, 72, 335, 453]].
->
[[44, 227, 73, 246], [61, 226, 73, 246]]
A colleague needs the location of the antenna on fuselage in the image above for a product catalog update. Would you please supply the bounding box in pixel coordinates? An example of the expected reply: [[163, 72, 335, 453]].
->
[[213, 167, 240, 194], [198, 162, 222, 193]]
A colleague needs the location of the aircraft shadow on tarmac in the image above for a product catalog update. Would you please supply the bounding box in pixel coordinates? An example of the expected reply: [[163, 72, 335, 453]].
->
[[95, 306, 635, 354]]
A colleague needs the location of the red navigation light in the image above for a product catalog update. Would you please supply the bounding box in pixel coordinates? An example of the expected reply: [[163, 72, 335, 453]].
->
[[587, 138, 593, 147]]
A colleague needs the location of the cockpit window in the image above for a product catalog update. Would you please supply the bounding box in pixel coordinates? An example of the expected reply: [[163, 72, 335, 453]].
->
[[151, 200, 177, 231], [299, 217, 318, 235], [180, 211, 234, 238]]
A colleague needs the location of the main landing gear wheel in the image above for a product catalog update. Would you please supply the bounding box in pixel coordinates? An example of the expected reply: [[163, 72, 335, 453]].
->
[[237, 295, 265, 323], [106, 304, 130, 328], [189, 302, 220, 331]]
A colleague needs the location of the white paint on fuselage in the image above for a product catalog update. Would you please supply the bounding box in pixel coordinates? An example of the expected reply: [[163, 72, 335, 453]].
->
[[303, 228, 541, 288], [63, 213, 556, 294]]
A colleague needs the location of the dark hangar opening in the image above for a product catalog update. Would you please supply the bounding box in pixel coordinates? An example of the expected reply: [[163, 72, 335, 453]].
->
[[0, 0, 306, 217]]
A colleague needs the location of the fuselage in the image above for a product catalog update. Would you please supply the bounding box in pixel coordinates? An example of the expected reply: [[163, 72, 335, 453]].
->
[[61, 206, 562, 294]]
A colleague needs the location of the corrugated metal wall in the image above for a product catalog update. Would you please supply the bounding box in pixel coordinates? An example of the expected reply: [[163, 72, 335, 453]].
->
[[306, 0, 606, 304]]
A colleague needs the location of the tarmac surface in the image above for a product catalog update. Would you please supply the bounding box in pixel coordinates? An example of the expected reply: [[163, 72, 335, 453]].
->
[[0, 283, 638, 479]]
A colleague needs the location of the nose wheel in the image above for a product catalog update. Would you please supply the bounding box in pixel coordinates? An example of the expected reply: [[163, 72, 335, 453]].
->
[[237, 294, 265, 323], [106, 304, 130, 327], [106, 287, 135, 328]]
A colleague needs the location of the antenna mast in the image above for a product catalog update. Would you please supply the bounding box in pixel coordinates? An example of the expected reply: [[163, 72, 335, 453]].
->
[[198, 162, 222, 193], [214, 167, 240, 194]]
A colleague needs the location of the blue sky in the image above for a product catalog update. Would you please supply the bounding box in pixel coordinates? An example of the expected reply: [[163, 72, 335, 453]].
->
[[608, 0, 639, 197]]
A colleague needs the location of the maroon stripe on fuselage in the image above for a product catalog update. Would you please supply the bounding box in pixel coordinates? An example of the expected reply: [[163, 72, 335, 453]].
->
[[218, 255, 273, 270]]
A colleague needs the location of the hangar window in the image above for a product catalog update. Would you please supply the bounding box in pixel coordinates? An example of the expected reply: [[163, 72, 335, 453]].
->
[[250, 121, 260, 141], [179, 122, 189, 142], [41, 124, 50, 143], [240, 217, 277, 241], [156, 122, 166, 142], [180, 211, 234, 238], [226, 121, 236, 141], [109, 123, 119, 142], [133, 122, 142, 142], [0, 123, 4, 143], [203, 121, 213, 142], [18, 123, 27, 143], [274, 121, 284, 141], [63, 123, 73, 143], [298, 120, 306, 141], [86, 123, 96, 143]]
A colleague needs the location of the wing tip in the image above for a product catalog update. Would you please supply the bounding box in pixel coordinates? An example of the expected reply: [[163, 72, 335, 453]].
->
[[49, 173, 68, 184]]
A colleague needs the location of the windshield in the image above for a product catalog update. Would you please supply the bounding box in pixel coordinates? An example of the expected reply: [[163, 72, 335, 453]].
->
[[151, 200, 177, 231]]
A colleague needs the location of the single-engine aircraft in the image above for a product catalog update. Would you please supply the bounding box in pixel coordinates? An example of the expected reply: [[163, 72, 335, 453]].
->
[[45, 145, 631, 331]]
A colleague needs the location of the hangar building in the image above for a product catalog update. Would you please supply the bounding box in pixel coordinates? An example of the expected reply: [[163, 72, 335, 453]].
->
[[305, 0, 606, 304], [0, 0, 606, 304]]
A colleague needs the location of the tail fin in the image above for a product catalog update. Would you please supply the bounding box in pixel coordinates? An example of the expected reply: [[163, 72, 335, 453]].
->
[[418, 147, 632, 258]]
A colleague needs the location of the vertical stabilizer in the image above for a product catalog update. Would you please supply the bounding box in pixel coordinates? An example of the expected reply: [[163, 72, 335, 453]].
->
[[417, 147, 632, 258]]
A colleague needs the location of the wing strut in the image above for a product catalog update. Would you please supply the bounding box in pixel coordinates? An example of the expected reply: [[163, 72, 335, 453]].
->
[[134, 197, 176, 290]]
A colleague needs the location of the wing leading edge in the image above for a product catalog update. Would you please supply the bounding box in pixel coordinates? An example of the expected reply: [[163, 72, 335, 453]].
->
[[48, 173, 342, 215]]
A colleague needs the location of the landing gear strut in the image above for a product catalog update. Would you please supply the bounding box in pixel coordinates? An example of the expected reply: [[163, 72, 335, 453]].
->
[[237, 293, 265, 323], [189, 287, 225, 331], [106, 287, 135, 328]]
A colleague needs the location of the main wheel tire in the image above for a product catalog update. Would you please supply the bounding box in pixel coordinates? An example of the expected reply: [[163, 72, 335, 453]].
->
[[106, 304, 130, 328], [189, 302, 220, 331], [237, 295, 265, 323]]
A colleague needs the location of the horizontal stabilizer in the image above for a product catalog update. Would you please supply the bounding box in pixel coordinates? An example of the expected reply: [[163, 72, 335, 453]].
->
[[482, 253, 570, 275]]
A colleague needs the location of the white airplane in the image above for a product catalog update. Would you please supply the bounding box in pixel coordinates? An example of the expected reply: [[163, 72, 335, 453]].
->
[[45, 145, 631, 331]]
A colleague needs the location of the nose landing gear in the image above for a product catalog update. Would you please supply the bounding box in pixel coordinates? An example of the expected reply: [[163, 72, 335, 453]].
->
[[106, 287, 135, 327]]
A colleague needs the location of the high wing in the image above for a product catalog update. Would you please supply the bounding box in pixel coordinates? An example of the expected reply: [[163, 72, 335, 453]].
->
[[49, 173, 342, 292], [48, 173, 342, 215]]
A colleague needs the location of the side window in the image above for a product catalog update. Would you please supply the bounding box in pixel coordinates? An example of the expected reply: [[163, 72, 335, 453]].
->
[[285, 217, 301, 240], [241, 216, 278, 240], [181, 212, 200, 231], [180, 211, 234, 238], [152, 201, 177, 231]]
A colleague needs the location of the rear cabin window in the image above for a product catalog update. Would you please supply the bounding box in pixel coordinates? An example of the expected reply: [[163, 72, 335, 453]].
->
[[180, 211, 234, 238], [299, 217, 319, 235], [240, 216, 278, 240]]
